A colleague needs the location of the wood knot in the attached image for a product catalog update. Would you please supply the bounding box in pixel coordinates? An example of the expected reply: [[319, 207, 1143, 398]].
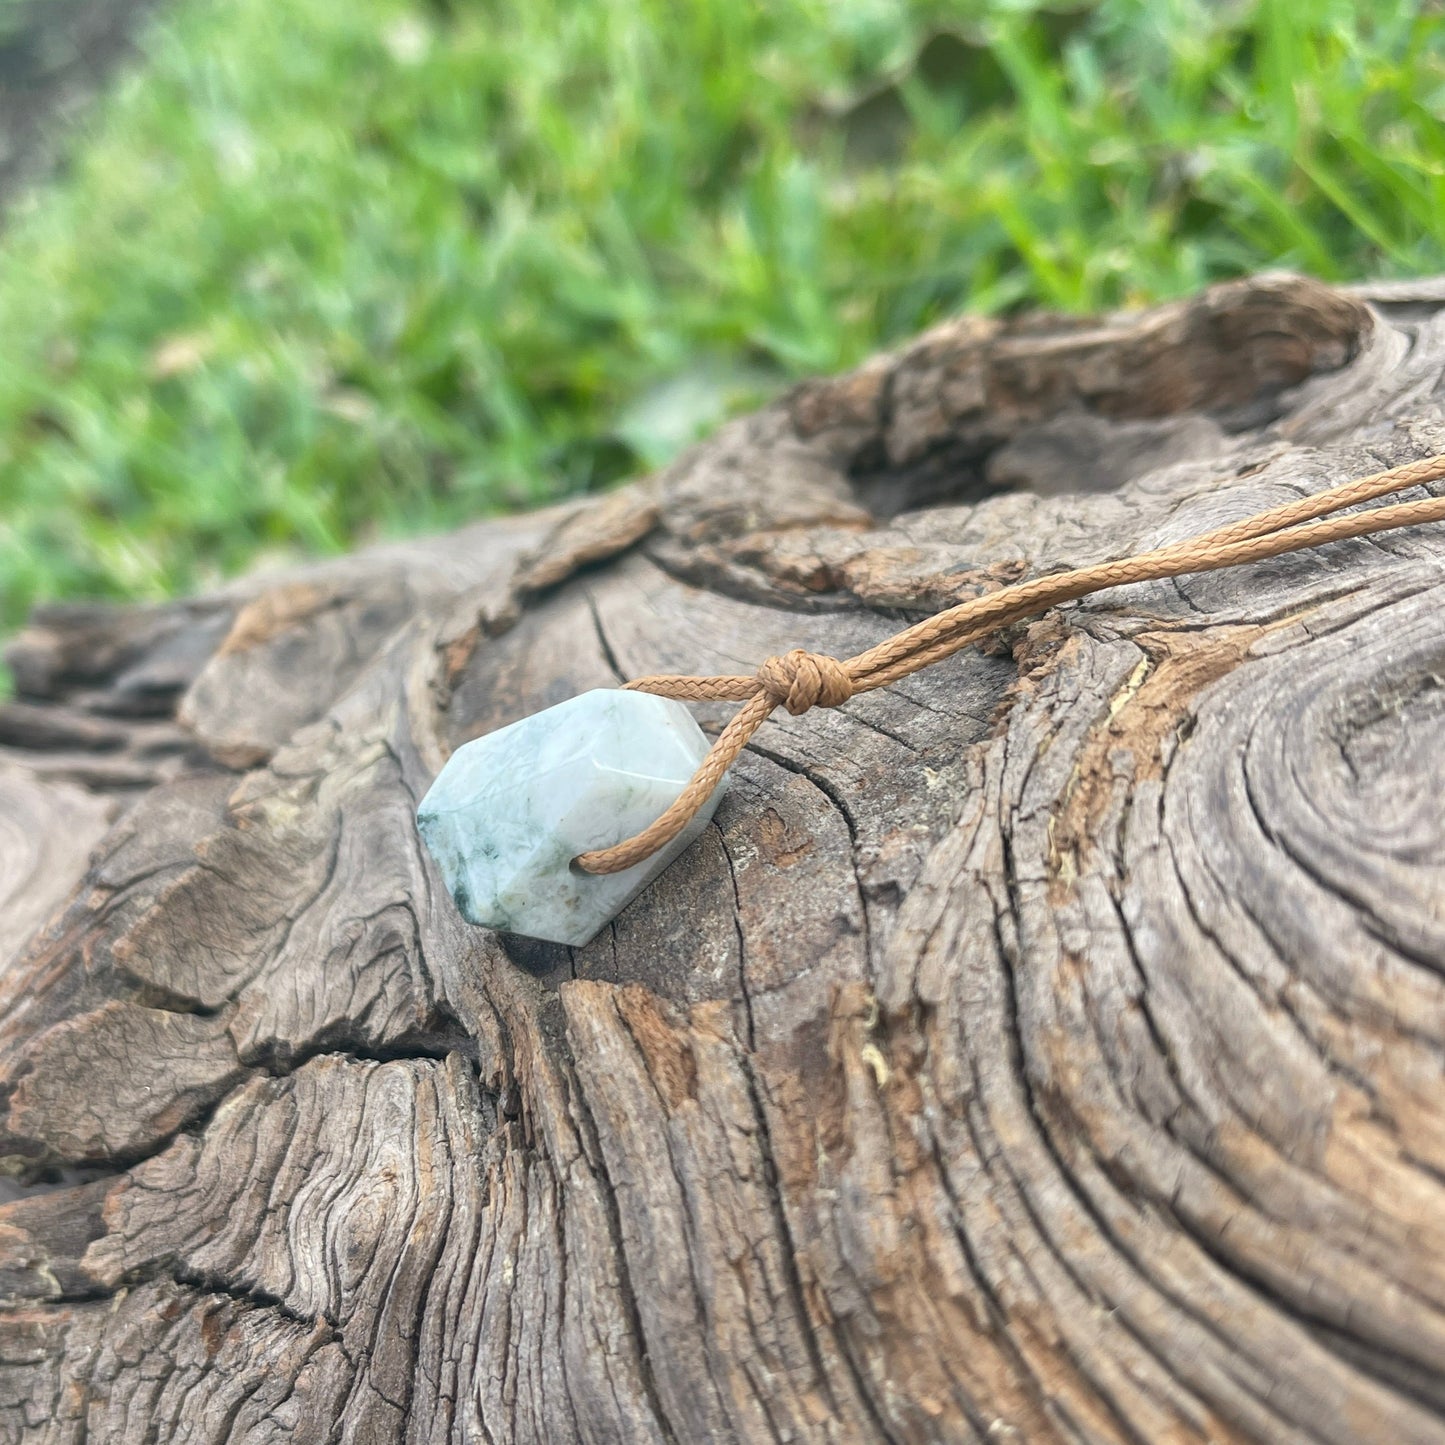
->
[[755, 650, 854, 715]]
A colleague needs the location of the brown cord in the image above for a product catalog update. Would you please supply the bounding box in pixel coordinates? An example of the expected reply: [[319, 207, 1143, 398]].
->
[[575, 452, 1445, 875]]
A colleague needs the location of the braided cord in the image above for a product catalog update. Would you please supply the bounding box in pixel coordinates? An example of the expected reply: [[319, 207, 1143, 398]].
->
[[575, 452, 1445, 875]]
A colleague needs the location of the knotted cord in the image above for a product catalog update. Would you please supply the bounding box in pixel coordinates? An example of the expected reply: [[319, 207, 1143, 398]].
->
[[575, 451, 1445, 875]]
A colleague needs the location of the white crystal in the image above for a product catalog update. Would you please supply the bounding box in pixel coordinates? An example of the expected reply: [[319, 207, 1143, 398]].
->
[[416, 689, 725, 947]]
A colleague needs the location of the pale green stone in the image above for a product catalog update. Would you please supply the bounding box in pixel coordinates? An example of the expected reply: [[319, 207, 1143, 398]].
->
[[416, 689, 726, 946]]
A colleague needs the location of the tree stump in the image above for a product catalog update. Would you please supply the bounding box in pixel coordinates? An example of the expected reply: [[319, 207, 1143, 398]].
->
[[3, 272, 1445, 1444]]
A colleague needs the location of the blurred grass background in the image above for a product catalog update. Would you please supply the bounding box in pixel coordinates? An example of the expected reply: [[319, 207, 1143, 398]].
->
[[0, 0, 1443, 635]]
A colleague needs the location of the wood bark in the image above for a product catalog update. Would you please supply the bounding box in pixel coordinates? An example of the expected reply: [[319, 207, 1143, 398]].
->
[[2, 272, 1445, 1443]]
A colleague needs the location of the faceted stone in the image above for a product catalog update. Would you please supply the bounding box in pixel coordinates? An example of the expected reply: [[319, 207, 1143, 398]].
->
[[416, 689, 726, 947]]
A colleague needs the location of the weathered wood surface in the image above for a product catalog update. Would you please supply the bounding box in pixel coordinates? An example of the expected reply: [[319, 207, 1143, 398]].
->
[[1, 272, 1444, 1443]]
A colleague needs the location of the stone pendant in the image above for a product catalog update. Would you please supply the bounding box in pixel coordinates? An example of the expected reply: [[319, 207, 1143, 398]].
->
[[417, 689, 726, 947]]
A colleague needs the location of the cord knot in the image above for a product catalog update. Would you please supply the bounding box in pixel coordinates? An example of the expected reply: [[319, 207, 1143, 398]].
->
[[755, 650, 854, 715]]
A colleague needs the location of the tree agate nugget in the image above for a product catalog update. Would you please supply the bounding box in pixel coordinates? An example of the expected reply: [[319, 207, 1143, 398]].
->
[[416, 689, 725, 946]]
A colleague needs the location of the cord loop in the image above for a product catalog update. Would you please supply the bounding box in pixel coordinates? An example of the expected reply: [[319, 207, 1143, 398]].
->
[[572, 452, 1445, 874]]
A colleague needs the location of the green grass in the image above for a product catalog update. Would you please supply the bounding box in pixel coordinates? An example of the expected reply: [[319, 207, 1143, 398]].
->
[[1, 0, 1443, 633]]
